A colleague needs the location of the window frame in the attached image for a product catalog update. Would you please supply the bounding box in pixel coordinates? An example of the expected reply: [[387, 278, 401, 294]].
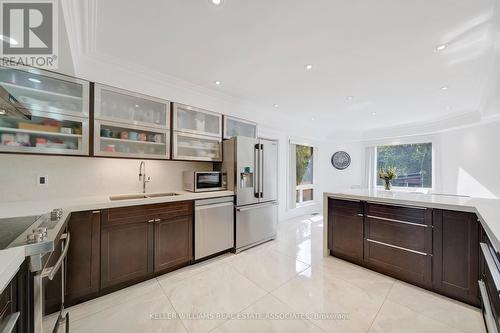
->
[[288, 138, 318, 210], [366, 136, 438, 192]]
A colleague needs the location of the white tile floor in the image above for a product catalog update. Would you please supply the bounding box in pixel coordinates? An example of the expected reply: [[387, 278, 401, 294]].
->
[[43, 214, 486, 333]]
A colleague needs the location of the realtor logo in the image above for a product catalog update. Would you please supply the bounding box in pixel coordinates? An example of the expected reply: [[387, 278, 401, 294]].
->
[[0, 0, 58, 68]]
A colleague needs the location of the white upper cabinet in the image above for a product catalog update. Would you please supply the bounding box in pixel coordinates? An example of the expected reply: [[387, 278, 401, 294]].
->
[[223, 116, 257, 139], [0, 65, 90, 155], [0, 65, 89, 117], [94, 84, 170, 129], [93, 84, 171, 159], [172, 103, 222, 138]]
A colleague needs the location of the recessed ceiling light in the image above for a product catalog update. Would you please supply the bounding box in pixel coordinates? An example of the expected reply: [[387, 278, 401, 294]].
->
[[214, 80, 221, 85], [435, 44, 448, 52], [441, 86, 449, 91], [372, 112, 377, 116], [28, 78, 41, 83], [311, 117, 315, 121], [0, 35, 18, 45], [305, 64, 313, 70], [210, 0, 222, 5], [346, 96, 354, 101], [273, 104, 279, 108], [135, 104, 139, 108]]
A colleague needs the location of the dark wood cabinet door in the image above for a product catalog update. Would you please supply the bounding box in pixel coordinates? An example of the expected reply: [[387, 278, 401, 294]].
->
[[154, 215, 193, 274], [328, 198, 364, 264], [101, 211, 154, 290], [433, 209, 479, 306], [66, 210, 101, 305]]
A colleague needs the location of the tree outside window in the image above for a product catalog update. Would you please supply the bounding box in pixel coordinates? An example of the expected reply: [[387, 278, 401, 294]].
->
[[295, 145, 314, 204], [376, 143, 432, 188]]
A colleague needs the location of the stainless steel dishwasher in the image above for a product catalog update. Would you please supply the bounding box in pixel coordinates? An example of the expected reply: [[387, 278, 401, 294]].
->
[[194, 196, 234, 260]]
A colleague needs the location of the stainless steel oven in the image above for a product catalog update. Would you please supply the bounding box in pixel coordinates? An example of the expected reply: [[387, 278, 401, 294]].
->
[[183, 171, 225, 192], [479, 237, 500, 333]]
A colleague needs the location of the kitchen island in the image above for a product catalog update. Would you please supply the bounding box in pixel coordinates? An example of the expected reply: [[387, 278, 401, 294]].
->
[[323, 189, 500, 308]]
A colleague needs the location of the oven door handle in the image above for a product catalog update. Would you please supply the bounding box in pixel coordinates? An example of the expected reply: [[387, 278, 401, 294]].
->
[[480, 242, 500, 293], [42, 233, 70, 280]]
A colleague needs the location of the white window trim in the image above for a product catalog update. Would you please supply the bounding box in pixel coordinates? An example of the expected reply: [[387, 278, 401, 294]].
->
[[362, 134, 441, 192], [287, 137, 319, 210]]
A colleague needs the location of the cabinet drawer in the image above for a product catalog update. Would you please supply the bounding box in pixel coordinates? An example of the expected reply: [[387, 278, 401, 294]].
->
[[329, 199, 363, 217], [366, 202, 430, 225], [364, 238, 432, 287], [104, 201, 193, 227], [366, 216, 431, 253]]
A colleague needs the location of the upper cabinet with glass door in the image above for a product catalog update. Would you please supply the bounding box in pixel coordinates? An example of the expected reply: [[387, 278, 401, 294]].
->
[[0, 65, 89, 117], [173, 103, 222, 137], [0, 65, 90, 155], [94, 84, 170, 129], [223, 116, 257, 139], [93, 84, 171, 159]]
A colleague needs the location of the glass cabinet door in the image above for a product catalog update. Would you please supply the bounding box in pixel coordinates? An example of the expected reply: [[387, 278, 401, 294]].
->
[[94, 84, 170, 129], [94, 120, 169, 159], [173, 103, 222, 137], [223, 116, 257, 139], [173, 132, 222, 161], [0, 65, 89, 117], [0, 110, 88, 155]]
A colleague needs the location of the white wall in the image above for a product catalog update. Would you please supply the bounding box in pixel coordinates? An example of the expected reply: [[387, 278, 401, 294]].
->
[[319, 120, 500, 200], [0, 155, 211, 202]]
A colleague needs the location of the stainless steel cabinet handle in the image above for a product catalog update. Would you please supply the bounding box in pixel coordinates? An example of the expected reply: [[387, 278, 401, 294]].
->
[[366, 215, 428, 228], [195, 202, 234, 210], [147, 219, 155, 223], [480, 242, 500, 293], [357, 213, 364, 217], [366, 238, 429, 256], [154, 218, 161, 222], [92, 210, 100, 214]]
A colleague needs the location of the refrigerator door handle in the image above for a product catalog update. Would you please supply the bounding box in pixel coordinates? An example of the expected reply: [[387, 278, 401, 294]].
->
[[237, 201, 278, 212], [259, 144, 264, 198], [254, 144, 260, 198]]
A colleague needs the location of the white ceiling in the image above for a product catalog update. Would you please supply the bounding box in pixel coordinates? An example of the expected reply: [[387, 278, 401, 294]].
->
[[63, 0, 500, 140]]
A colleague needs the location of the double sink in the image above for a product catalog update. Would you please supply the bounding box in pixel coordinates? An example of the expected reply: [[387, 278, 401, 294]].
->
[[109, 192, 180, 201]]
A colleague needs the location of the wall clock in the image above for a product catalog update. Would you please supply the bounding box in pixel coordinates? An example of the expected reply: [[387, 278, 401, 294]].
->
[[331, 151, 351, 170]]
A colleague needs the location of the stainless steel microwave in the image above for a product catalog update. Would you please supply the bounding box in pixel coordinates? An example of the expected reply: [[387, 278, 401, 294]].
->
[[183, 171, 226, 192]]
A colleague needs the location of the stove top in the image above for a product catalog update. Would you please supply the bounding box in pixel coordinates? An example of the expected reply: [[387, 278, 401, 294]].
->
[[0, 215, 41, 249], [0, 208, 64, 250]]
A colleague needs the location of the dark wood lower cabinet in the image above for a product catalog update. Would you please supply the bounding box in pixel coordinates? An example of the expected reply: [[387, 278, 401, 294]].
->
[[433, 209, 479, 306], [328, 199, 481, 307], [155, 215, 192, 274], [100, 200, 193, 291], [327, 198, 364, 264], [100, 218, 154, 290], [66, 210, 101, 305]]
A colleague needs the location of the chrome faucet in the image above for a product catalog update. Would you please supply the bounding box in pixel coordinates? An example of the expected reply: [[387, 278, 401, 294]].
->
[[138, 161, 151, 194]]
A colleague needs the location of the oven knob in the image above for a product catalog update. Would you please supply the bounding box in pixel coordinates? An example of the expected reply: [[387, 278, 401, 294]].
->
[[27, 232, 43, 243], [36, 227, 47, 238]]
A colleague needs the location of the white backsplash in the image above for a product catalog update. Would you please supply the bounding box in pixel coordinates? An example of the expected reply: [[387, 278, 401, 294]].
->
[[0, 155, 213, 202]]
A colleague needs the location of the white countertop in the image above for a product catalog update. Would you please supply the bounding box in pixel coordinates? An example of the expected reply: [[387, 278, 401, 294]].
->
[[323, 189, 500, 253], [0, 190, 234, 292]]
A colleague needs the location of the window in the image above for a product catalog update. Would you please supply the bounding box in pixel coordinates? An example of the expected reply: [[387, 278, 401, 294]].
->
[[376, 143, 432, 188], [294, 144, 314, 205]]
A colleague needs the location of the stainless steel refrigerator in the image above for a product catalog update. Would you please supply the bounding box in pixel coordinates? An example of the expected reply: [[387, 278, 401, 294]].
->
[[222, 136, 278, 251]]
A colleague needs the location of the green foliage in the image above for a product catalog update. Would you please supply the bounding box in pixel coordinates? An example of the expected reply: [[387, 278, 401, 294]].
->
[[376, 143, 432, 188], [296, 145, 313, 185]]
